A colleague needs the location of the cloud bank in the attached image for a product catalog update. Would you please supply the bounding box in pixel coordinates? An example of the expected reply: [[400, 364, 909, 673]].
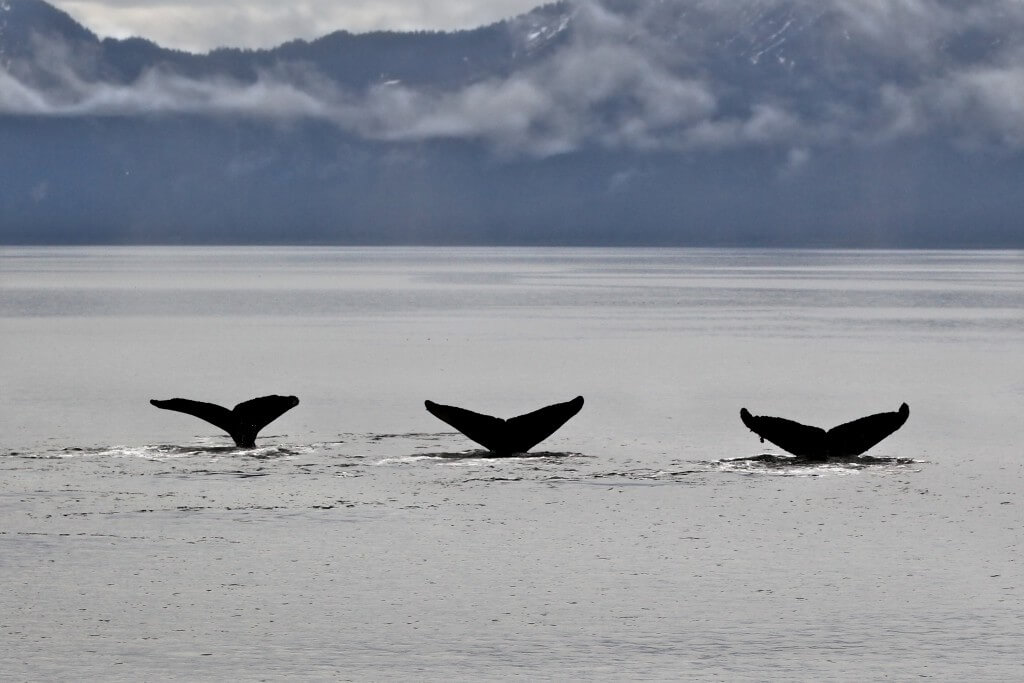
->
[[5, 0, 1024, 157]]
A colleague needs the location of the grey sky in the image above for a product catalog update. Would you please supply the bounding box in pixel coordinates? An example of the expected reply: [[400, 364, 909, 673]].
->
[[50, 0, 545, 52]]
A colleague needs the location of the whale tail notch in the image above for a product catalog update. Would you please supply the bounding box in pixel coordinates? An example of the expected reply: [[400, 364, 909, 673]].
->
[[150, 394, 300, 448], [740, 403, 909, 459], [425, 395, 584, 456]]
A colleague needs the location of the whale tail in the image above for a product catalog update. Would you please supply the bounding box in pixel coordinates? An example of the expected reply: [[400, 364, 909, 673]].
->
[[740, 403, 909, 459], [150, 395, 299, 448], [425, 396, 584, 455]]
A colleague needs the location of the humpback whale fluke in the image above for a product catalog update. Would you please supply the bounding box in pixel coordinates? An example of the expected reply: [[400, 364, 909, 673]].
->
[[740, 403, 909, 460], [150, 395, 300, 448], [424, 396, 584, 456]]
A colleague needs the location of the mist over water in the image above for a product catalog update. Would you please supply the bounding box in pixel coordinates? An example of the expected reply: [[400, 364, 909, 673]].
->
[[2, 247, 1022, 679]]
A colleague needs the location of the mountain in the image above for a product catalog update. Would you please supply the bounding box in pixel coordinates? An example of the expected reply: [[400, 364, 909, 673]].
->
[[2, 0, 1023, 246]]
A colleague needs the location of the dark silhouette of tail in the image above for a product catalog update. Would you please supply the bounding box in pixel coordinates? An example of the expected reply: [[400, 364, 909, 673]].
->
[[740, 403, 909, 459], [150, 395, 300, 448], [424, 396, 584, 455], [826, 403, 910, 457], [739, 408, 827, 458]]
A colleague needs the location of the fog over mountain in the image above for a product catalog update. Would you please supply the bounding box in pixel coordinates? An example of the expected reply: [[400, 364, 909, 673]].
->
[[2, 0, 1023, 245]]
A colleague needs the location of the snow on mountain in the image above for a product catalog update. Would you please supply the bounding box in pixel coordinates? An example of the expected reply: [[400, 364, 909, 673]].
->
[[511, 3, 574, 53]]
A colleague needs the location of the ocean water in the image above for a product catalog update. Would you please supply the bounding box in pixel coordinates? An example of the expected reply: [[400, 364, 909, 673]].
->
[[1, 246, 1022, 680]]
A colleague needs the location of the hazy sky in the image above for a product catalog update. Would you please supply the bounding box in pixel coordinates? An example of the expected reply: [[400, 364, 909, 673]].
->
[[50, 0, 545, 52]]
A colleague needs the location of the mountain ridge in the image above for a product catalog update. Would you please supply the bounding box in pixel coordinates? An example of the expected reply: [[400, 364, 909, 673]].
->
[[3, 0, 570, 87]]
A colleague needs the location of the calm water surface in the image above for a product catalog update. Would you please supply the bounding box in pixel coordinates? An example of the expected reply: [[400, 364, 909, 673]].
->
[[1, 247, 1023, 679]]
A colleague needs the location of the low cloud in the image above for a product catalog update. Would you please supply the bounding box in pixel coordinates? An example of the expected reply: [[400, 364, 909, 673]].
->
[[5, 0, 1024, 158], [1, 59, 332, 119], [927, 64, 1024, 149], [354, 38, 718, 155]]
